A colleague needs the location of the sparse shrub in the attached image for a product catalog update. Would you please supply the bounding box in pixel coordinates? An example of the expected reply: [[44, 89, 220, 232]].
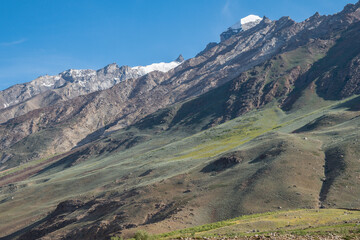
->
[[110, 237, 123, 240], [134, 230, 152, 240], [343, 235, 354, 240]]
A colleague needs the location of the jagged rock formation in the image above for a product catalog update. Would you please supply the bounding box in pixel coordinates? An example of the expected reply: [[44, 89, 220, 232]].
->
[[0, 56, 184, 123], [1, 2, 360, 170], [195, 42, 218, 57]]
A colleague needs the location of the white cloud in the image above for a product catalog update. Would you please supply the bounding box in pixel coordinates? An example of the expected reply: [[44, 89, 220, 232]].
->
[[221, 0, 232, 18], [0, 38, 27, 46]]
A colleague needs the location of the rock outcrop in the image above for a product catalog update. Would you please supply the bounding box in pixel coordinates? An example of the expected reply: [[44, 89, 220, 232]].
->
[[0, 57, 184, 123], [1, 2, 360, 170]]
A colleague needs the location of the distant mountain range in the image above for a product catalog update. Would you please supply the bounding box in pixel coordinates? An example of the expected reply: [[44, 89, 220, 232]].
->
[[0, 55, 184, 123], [1, 1, 360, 239]]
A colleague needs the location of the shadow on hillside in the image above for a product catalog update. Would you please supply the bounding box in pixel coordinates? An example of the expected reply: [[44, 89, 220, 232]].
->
[[0, 215, 50, 240], [74, 119, 120, 148], [333, 95, 360, 111]]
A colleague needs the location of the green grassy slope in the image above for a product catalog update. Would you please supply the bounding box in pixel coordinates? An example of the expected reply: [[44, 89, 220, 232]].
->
[[147, 209, 360, 239], [1, 91, 360, 239]]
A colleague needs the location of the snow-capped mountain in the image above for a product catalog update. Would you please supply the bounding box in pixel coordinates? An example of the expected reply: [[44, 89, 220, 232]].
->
[[220, 15, 263, 41], [3, 2, 360, 239], [0, 55, 184, 112], [131, 55, 184, 75]]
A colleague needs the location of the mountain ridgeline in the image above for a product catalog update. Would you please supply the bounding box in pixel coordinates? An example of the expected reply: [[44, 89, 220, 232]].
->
[[1, 2, 360, 239], [0, 56, 184, 124]]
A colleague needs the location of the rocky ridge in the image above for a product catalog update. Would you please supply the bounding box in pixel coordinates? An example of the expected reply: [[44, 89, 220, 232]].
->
[[0, 56, 184, 123], [1, 2, 360, 170]]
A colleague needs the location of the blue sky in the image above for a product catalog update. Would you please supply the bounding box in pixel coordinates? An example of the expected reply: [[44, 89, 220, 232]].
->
[[0, 0, 357, 90]]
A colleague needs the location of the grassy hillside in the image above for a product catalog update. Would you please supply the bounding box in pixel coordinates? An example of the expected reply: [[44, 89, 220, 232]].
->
[[1, 89, 360, 239], [132, 209, 360, 239]]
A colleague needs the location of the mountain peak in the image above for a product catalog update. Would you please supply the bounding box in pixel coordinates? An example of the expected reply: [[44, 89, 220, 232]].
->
[[175, 54, 184, 63], [231, 15, 263, 29], [306, 12, 321, 22], [220, 15, 262, 41], [242, 14, 262, 23], [342, 1, 360, 13], [131, 58, 182, 75], [261, 16, 272, 24], [103, 63, 119, 74]]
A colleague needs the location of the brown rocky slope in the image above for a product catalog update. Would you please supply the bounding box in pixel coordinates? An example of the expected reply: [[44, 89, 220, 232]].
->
[[1, 2, 360, 170]]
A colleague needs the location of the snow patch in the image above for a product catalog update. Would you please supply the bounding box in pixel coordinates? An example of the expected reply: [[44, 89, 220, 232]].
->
[[231, 15, 262, 30], [42, 82, 54, 87], [241, 15, 262, 25], [78, 81, 86, 87], [131, 61, 181, 75]]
